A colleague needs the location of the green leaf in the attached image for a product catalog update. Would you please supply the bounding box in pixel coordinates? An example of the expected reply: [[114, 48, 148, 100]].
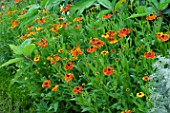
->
[[70, 0, 96, 15], [45, 0, 62, 10], [54, 102, 58, 112], [23, 44, 36, 56], [127, 13, 148, 19], [19, 13, 38, 28], [150, 0, 159, 9], [97, 0, 113, 10], [136, 6, 147, 13], [115, 0, 126, 10], [20, 39, 31, 48], [158, 1, 170, 10], [9, 44, 23, 55], [97, 9, 112, 18], [19, 4, 40, 19], [0, 58, 24, 68]]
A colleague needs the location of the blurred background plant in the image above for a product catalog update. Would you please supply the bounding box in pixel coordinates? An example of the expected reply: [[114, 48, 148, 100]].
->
[[148, 50, 170, 113]]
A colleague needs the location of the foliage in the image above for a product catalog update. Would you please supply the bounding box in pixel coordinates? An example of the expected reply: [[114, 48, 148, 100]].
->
[[0, 0, 170, 112], [148, 51, 170, 113]]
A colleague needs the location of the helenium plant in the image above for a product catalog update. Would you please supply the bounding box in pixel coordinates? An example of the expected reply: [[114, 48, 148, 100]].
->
[[148, 50, 170, 113]]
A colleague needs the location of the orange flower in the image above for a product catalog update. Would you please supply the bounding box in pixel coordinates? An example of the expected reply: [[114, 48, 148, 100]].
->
[[64, 73, 74, 82], [53, 54, 60, 61], [106, 31, 117, 37], [71, 45, 83, 57], [10, 20, 19, 29], [144, 51, 155, 59], [94, 40, 104, 47], [102, 14, 112, 19], [65, 62, 74, 70], [142, 76, 150, 81], [87, 45, 97, 53], [21, 10, 27, 15], [146, 14, 156, 20], [103, 67, 115, 76], [89, 38, 99, 45], [60, 4, 72, 13], [75, 24, 80, 29], [42, 80, 51, 88], [21, 35, 28, 40], [107, 37, 118, 44], [73, 86, 83, 94], [118, 28, 130, 38], [73, 17, 83, 22], [35, 38, 48, 49], [14, 0, 21, 3], [52, 85, 59, 91], [157, 34, 169, 42], [27, 26, 33, 31], [35, 18, 46, 24], [121, 110, 132, 113]]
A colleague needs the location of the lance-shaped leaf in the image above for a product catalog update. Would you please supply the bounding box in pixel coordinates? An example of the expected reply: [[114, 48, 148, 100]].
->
[[0, 57, 24, 68], [97, 0, 113, 10], [9, 44, 23, 55], [23, 44, 36, 56], [20, 39, 31, 48]]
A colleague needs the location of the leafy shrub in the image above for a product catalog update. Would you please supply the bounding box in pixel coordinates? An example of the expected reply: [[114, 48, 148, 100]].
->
[[148, 50, 170, 113]]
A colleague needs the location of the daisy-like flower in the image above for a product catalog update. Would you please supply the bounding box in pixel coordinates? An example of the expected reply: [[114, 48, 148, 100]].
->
[[87, 45, 97, 53], [121, 110, 132, 113], [73, 17, 83, 22], [53, 54, 60, 61], [101, 50, 109, 55], [157, 34, 169, 42], [64, 73, 74, 82], [144, 51, 155, 59], [57, 49, 63, 53], [52, 84, 59, 91], [35, 17, 46, 24], [34, 56, 40, 62], [146, 14, 156, 20], [36, 27, 42, 31], [71, 45, 83, 57], [103, 67, 115, 76], [107, 37, 118, 44], [89, 38, 99, 45], [102, 33, 109, 39], [102, 14, 112, 19], [65, 62, 74, 70], [136, 92, 145, 98], [34, 38, 48, 49], [118, 28, 130, 38], [10, 20, 19, 29], [42, 80, 51, 88], [94, 40, 104, 48], [73, 86, 83, 94], [14, 0, 22, 3], [142, 76, 150, 81]]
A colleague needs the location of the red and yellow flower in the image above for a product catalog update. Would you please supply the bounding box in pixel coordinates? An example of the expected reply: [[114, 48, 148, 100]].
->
[[52, 84, 59, 91], [42, 80, 51, 88], [65, 62, 74, 70], [64, 73, 74, 82], [144, 51, 155, 59], [118, 28, 130, 38], [103, 67, 115, 76], [146, 14, 156, 20], [142, 76, 150, 81], [73, 86, 83, 94], [10, 20, 19, 29], [87, 45, 98, 53]]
